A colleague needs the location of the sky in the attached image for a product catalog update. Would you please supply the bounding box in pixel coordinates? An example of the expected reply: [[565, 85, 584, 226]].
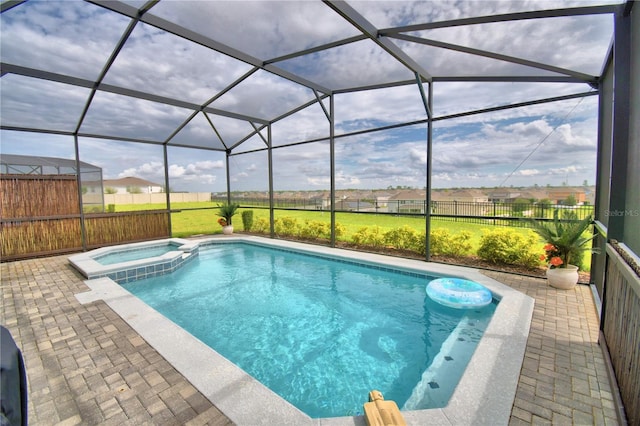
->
[[0, 0, 617, 193]]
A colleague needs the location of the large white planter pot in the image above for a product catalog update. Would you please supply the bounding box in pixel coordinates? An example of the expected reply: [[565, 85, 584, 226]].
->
[[222, 225, 234, 235], [546, 264, 579, 289]]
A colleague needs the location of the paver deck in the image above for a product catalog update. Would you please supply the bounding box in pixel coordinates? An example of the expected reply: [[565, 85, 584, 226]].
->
[[1, 254, 621, 425]]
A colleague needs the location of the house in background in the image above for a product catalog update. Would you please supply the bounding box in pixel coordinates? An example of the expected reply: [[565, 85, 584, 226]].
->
[[430, 189, 490, 216], [546, 187, 587, 205], [436, 189, 489, 203], [103, 177, 163, 194], [487, 189, 522, 203], [387, 190, 427, 213], [517, 189, 550, 202], [373, 192, 392, 209]]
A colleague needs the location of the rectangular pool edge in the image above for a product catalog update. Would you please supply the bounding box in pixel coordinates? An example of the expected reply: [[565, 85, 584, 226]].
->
[[74, 235, 534, 426]]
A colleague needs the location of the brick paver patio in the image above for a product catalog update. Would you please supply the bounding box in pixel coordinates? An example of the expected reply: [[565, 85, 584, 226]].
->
[[1, 254, 622, 425]]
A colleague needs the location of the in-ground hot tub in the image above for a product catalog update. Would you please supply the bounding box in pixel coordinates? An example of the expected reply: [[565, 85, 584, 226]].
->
[[69, 238, 199, 283]]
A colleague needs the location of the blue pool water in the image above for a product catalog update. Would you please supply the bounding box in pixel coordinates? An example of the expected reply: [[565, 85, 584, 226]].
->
[[94, 243, 179, 265], [122, 242, 496, 418]]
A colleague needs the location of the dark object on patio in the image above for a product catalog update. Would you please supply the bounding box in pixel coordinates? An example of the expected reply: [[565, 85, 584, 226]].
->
[[1, 326, 27, 426]]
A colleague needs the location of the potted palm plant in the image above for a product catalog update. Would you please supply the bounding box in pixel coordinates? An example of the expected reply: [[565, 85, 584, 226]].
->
[[530, 210, 597, 289], [216, 202, 240, 235]]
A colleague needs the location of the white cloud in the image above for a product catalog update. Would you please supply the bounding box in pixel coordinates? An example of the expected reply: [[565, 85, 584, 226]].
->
[[212, 71, 317, 121], [233, 172, 249, 180], [335, 173, 362, 186], [335, 85, 427, 129], [0, 1, 131, 80], [103, 23, 254, 105], [116, 160, 223, 189], [167, 164, 186, 178], [0, 76, 91, 132], [148, 1, 358, 60], [516, 169, 541, 176], [306, 177, 330, 186]]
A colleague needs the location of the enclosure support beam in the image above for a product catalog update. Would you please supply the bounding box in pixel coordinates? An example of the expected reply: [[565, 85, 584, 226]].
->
[[314, 89, 331, 122], [380, 4, 618, 33], [225, 150, 231, 205], [415, 75, 433, 261], [268, 125, 275, 238], [73, 135, 88, 252], [163, 144, 172, 236], [330, 94, 336, 247], [415, 73, 431, 118], [426, 82, 434, 261], [592, 46, 613, 298], [608, 8, 631, 241]]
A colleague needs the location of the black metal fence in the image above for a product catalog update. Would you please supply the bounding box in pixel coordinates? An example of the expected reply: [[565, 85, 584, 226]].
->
[[213, 197, 594, 229]]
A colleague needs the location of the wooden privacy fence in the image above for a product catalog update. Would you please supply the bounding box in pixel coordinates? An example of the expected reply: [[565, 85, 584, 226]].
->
[[1, 218, 84, 260], [602, 242, 640, 426], [1, 174, 80, 216], [84, 211, 170, 248], [1, 175, 170, 261], [1, 175, 82, 260]]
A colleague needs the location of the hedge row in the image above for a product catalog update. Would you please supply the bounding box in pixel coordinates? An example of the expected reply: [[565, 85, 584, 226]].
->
[[245, 215, 545, 269]]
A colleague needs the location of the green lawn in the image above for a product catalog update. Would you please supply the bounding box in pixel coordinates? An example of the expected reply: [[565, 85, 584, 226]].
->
[[118, 202, 535, 250], [115, 202, 592, 271]]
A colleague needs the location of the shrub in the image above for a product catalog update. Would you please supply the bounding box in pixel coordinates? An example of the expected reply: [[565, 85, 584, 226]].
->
[[299, 220, 330, 239], [251, 218, 345, 240], [477, 228, 541, 268], [430, 229, 472, 257], [274, 217, 298, 236], [384, 225, 419, 250], [412, 231, 427, 255], [241, 210, 254, 231], [352, 226, 385, 247], [253, 218, 270, 233]]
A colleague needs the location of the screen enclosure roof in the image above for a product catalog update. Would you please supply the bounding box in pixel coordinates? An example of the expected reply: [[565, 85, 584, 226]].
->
[[0, 0, 622, 153]]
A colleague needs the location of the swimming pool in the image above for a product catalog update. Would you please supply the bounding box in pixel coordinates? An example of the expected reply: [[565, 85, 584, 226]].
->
[[121, 242, 497, 418], [75, 236, 534, 425]]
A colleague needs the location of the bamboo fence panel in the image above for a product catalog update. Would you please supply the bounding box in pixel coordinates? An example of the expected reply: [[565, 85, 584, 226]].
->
[[85, 211, 170, 246], [1, 218, 83, 260], [603, 246, 640, 426], [1, 175, 79, 218], [1, 175, 83, 260]]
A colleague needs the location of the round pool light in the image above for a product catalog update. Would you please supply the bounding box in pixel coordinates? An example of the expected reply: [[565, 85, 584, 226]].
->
[[426, 278, 493, 309]]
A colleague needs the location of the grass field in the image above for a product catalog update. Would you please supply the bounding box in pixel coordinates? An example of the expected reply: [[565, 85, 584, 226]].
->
[[118, 201, 537, 249], [115, 202, 592, 270]]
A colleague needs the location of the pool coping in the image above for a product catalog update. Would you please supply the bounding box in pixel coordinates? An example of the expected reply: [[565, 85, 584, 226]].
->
[[68, 238, 198, 283], [74, 235, 534, 426]]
